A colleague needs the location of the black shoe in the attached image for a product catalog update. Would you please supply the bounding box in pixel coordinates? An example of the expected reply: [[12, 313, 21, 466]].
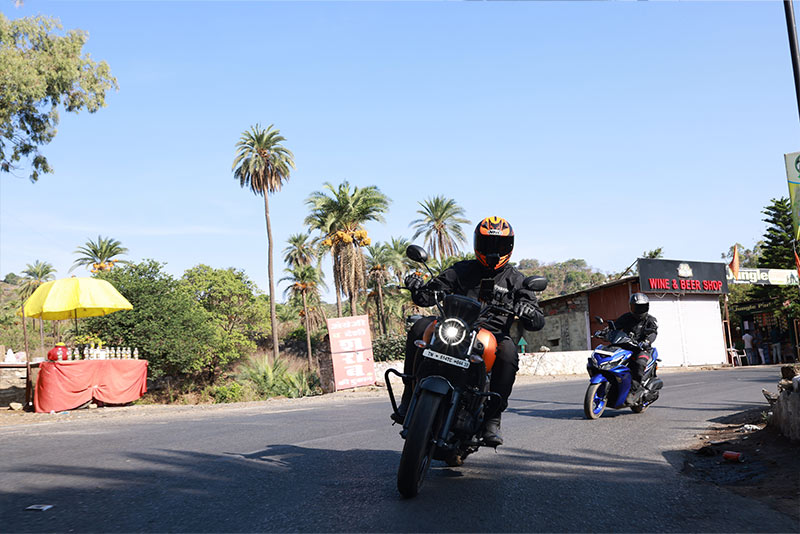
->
[[391, 388, 413, 424], [482, 416, 503, 447], [390, 401, 408, 424], [626, 384, 643, 405]]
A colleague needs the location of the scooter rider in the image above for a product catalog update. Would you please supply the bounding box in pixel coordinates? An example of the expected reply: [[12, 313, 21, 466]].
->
[[614, 293, 658, 404], [394, 216, 545, 447]]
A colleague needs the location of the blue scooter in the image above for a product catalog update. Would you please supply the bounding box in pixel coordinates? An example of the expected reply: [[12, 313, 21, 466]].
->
[[584, 318, 663, 419]]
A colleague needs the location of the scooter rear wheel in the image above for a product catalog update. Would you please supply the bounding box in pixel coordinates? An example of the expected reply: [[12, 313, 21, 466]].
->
[[584, 382, 608, 419]]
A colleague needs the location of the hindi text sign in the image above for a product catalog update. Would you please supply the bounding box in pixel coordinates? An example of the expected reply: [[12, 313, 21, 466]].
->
[[326, 315, 376, 390]]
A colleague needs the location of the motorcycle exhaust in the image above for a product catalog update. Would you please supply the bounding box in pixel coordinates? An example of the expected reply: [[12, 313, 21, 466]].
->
[[648, 378, 664, 392]]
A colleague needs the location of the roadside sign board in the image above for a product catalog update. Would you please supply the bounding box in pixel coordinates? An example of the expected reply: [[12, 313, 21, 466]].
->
[[638, 258, 728, 295], [784, 151, 800, 241], [727, 267, 799, 286], [326, 315, 376, 391]]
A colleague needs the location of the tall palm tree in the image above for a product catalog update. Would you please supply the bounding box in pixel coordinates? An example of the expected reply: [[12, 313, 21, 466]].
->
[[70, 235, 129, 273], [305, 181, 390, 317], [281, 265, 325, 369], [365, 243, 395, 335], [232, 123, 295, 361], [283, 232, 317, 269], [409, 196, 470, 261]]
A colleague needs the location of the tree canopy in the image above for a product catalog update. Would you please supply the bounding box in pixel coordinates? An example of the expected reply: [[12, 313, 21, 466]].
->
[[0, 14, 117, 182]]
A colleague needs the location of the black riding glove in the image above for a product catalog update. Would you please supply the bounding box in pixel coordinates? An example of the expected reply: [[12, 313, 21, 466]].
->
[[404, 273, 424, 291], [514, 301, 537, 320], [638, 340, 651, 351]]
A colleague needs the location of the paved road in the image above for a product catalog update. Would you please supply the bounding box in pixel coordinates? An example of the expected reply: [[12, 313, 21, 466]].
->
[[1, 366, 797, 532]]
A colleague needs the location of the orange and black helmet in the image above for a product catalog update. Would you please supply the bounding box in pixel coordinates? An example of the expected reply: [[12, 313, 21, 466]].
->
[[474, 216, 514, 270]]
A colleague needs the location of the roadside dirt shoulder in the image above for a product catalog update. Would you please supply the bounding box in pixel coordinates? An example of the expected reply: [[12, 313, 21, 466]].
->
[[683, 408, 799, 523]]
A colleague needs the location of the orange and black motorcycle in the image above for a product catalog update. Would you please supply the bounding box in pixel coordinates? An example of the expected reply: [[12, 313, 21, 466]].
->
[[386, 245, 547, 498]]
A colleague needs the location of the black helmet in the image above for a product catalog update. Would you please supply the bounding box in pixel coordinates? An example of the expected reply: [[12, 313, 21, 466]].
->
[[630, 293, 649, 318], [474, 216, 514, 270]]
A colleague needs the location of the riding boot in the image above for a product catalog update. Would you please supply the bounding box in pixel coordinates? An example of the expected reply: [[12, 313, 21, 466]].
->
[[626, 380, 642, 405], [391, 385, 413, 424], [482, 415, 503, 447]]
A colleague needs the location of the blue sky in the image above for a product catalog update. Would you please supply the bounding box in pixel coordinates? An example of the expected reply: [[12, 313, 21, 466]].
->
[[1, 1, 798, 301]]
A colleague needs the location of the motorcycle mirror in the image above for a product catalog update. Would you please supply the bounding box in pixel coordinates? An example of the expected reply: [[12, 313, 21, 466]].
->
[[594, 315, 604, 324], [406, 245, 428, 264], [523, 276, 548, 292]]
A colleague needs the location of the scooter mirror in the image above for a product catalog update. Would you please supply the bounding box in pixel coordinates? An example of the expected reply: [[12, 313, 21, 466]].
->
[[406, 245, 428, 264], [523, 276, 548, 292]]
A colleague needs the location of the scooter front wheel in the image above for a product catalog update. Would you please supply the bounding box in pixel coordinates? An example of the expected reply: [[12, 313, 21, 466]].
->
[[584, 382, 608, 419]]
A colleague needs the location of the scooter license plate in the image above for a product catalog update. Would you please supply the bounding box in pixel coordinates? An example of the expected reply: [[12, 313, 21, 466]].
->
[[422, 348, 470, 369]]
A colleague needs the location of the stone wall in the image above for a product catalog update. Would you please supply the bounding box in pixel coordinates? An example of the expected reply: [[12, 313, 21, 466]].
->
[[511, 294, 590, 352], [772, 390, 799, 442], [770, 365, 800, 442]]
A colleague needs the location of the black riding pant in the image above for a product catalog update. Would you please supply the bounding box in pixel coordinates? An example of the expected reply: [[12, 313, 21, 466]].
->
[[404, 317, 519, 418], [629, 350, 652, 384]]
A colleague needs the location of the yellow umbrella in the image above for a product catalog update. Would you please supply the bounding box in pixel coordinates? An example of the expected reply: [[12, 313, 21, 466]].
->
[[20, 277, 132, 320]]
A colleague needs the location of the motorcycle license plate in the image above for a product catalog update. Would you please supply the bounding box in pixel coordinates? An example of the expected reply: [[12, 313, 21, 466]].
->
[[422, 348, 470, 369]]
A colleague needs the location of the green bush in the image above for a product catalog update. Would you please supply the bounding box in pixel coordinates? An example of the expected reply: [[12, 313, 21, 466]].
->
[[236, 355, 321, 398], [206, 381, 246, 403], [372, 332, 406, 362], [86, 260, 216, 379]]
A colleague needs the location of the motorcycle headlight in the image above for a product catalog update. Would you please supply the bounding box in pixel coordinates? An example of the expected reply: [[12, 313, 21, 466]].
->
[[436, 318, 467, 346]]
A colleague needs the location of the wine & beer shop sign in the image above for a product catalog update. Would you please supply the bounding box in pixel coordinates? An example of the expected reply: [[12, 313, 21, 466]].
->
[[638, 259, 728, 295]]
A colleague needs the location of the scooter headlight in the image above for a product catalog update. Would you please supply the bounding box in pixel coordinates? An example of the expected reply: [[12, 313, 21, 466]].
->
[[436, 318, 467, 346]]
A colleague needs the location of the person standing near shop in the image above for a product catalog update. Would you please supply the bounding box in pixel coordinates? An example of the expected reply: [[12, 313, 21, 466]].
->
[[754, 327, 768, 364], [742, 330, 756, 365], [770, 325, 783, 364]]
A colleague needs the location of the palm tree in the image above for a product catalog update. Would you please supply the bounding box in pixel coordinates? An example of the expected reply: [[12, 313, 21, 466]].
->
[[232, 123, 295, 361], [365, 243, 395, 335], [305, 181, 390, 317], [18, 260, 56, 299], [71, 236, 129, 273], [283, 232, 317, 269], [409, 196, 470, 261], [19, 260, 56, 357], [281, 265, 326, 369], [385, 236, 415, 284]]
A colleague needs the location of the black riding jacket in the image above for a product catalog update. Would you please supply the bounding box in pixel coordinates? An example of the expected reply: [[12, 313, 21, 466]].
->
[[410, 260, 545, 337], [614, 312, 658, 346]]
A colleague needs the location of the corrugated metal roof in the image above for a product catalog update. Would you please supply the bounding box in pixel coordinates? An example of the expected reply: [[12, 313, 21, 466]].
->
[[538, 275, 638, 305]]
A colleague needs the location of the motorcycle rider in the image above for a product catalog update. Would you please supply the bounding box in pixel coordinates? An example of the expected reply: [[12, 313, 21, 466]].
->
[[613, 292, 658, 404], [393, 216, 545, 447]]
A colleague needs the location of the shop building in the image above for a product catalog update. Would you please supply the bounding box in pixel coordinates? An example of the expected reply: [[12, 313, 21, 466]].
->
[[513, 258, 730, 367]]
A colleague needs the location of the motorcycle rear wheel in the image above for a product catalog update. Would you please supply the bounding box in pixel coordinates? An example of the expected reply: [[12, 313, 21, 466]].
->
[[584, 382, 608, 419], [397, 391, 442, 498]]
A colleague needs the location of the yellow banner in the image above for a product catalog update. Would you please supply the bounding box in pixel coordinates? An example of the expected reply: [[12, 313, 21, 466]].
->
[[785, 151, 800, 242]]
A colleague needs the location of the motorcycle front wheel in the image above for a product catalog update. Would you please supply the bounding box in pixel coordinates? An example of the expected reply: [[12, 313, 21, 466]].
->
[[584, 382, 608, 419], [397, 390, 442, 498]]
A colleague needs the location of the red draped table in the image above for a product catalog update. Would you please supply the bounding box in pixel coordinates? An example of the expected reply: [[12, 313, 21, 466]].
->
[[34, 360, 148, 413]]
